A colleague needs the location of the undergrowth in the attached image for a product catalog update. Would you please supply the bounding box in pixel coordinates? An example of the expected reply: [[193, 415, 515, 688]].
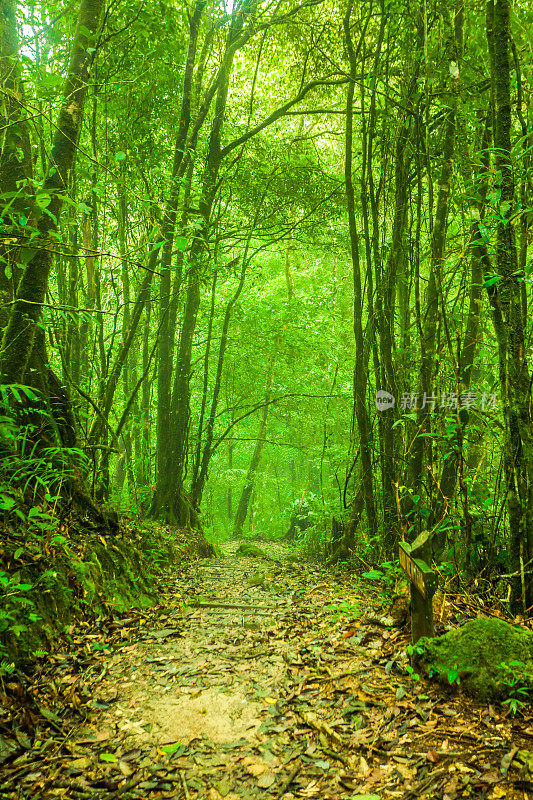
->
[[0, 385, 190, 673]]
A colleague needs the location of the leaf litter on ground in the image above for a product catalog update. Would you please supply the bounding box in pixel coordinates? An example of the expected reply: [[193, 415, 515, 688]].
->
[[0, 534, 532, 799]]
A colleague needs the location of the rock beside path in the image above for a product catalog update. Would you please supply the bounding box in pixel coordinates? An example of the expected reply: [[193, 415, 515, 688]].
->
[[415, 617, 533, 699]]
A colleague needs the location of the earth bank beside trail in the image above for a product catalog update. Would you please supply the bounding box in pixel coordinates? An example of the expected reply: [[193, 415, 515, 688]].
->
[[0, 538, 532, 800], [0, 517, 200, 665]]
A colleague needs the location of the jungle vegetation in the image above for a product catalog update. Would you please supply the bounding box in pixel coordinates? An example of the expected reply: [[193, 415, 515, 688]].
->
[[1, 0, 533, 618]]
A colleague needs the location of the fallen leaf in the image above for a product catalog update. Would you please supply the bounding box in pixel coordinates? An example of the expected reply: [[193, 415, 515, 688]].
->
[[500, 745, 518, 775], [246, 761, 267, 777], [257, 771, 276, 788], [69, 757, 92, 770], [359, 756, 371, 777]]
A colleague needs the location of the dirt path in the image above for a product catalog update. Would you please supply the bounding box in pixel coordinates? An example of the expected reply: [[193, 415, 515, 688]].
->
[[0, 540, 530, 799]]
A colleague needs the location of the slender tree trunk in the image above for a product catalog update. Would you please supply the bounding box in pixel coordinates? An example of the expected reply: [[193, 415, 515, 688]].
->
[[233, 352, 276, 537], [140, 298, 152, 495], [157, 11, 246, 524], [79, 211, 96, 403], [66, 176, 81, 385], [190, 181, 269, 507], [118, 179, 136, 498], [377, 121, 409, 553], [430, 109, 487, 556], [155, 2, 204, 501], [487, 0, 533, 611], [88, 247, 157, 447], [192, 264, 218, 498], [344, 0, 378, 539], [409, 11, 459, 540], [0, 0, 105, 385], [0, 0, 34, 305]]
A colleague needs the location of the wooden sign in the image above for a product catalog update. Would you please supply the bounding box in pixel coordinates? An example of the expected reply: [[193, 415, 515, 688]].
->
[[398, 543, 428, 598], [399, 534, 437, 643]]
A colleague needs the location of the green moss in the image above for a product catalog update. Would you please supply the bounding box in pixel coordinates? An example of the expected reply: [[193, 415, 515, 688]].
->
[[247, 570, 275, 586], [415, 618, 533, 700], [235, 543, 270, 559], [0, 521, 187, 664]]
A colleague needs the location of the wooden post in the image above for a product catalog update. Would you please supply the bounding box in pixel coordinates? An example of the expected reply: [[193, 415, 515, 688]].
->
[[399, 531, 437, 643]]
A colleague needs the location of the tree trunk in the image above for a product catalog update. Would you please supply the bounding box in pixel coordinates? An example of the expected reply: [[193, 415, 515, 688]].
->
[[344, 1, 378, 539], [190, 183, 268, 508], [155, 2, 204, 503], [156, 10, 246, 523], [233, 354, 276, 537], [487, 0, 533, 612], [409, 10, 459, 542], [0, 0, 105, 385], [0, 0, 34, 304]]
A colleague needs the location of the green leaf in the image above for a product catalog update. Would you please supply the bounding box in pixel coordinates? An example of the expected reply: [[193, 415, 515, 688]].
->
[[0, 494, 16, 511], [478, 222, 490, 243], [175, 236, 187, 252], [18, 385, 39, 401], [100, 753, 118, 763], [448, 667, 459, 684], [361, 570, 383, 580], [114, 151, 127, 162], [483, 275, 502, 288], [500, 200, 511, 218], [160, 742, 183, 755], [39, 72, 63, 89], [35, 193, 52, 209]]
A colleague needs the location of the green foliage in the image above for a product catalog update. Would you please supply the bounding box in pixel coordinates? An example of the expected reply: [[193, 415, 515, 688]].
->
[[235, 543, 270, 559], [0, 572, 38, 671], [360, 561, 403, 605], [2, 0, 531, 611], [499, 661, 532, 714], [415, 619, 533, 702], [447, 667, 460, 686], [324, 600, 360, 622]]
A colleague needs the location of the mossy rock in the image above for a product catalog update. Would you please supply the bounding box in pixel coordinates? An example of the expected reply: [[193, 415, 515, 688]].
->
[[235, 543, 270, 559], [414, 617, 533, 700], [285, 553, 302, 564], [247, 570, 276, 586]]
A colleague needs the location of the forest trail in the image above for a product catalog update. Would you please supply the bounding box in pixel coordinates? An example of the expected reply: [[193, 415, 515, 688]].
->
[[0, 542, 529, 799]]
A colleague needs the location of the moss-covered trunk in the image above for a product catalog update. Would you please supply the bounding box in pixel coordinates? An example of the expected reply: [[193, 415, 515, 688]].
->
[[343, 0, 377, 540], [0, 0, 34, 305], [154, 9, 246, 524], [487, 0, 533, 611], [0, 0, 105, 385]]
